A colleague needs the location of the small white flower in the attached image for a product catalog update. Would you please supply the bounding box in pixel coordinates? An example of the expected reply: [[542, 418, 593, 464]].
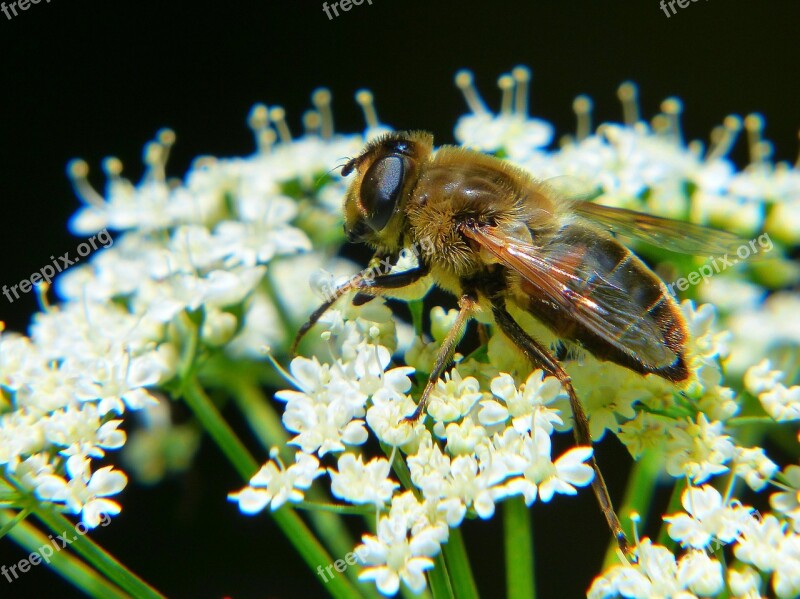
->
[[744, 358, 783, 395], [480, 370, 564, 434], [500, 430, 594, 505], [665, 413, 734, 483], [357, 493, 441, 596], [733, 446, 778, 491], [759, 384, 800, 422], [664, 485, 752, 549], [426, 369, 483, 424], [329, 453, 398, 508], [228, 452, 322, 513], [35, 455, 127, 527]]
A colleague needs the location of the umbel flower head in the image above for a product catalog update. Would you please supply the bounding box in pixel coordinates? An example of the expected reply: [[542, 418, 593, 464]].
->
[[1, 66, 798, 598]]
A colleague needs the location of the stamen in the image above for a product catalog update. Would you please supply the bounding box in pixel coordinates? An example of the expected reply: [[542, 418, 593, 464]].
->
[[268, 106, 293, 144], [248, 104, 276, 153], [248, 103, 269, 132], [573, 95, 593, 141], [260, 345, 301, 388], [157, 128, 176, 166], [312, 88, 334, 140], [303, 110, 322, 136], [512, 65, 531, 117], [497, 73, 514, 115], [687, 140, 704, 159], [102, 157, 123, 180], [355, 89, 380, 130], [270, 447, 286, 470], [143, 140, 166, 182], [706, 115, 741, 161], [630, 512, 641, 550], [258, 129, 277, 154], [67, 159, 104, 208], [660, 97, 683, 144], [650, 114, 670, 136], [744, 113, 764, 165], [617, 81, 640, 126], [455, 69, 489, 115], [755, 140, 773, 164]]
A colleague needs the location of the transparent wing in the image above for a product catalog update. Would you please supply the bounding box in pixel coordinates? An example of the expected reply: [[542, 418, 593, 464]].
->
[[574, 201, 745, 256], [462, 221, 676, 368]]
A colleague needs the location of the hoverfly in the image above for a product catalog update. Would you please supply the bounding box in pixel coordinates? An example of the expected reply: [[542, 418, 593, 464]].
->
[[293, 131, 744, 553]]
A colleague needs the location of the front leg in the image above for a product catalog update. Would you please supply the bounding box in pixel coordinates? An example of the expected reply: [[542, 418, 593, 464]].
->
[[291, 254, 430, 354], [405, 292, 477, 422]]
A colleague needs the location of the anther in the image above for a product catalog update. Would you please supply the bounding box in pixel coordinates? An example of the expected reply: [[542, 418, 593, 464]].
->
[[617, 81, 640, 126], [248, 103, 269, 132], [512, 65, 531, 117], [355, 89, 380, 130], [268, 106, 293, 144], [312, 88, 334, 140], [303, 110, 321, 136], [497, 73, 514, 116], [706, 115, 741, 161], [102, 157, 123, 186], [744, 113, 765, 165], [660, 97, 683, 144], [455, 69, 489, 115], [573, 95, 593, 141], [67, 159, 104, 207]]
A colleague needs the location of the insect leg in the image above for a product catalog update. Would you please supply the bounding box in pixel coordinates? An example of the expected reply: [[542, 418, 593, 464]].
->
[[291, 260, 430, 355], [405, 293, 477, 422], [490, 301, 630, 556]]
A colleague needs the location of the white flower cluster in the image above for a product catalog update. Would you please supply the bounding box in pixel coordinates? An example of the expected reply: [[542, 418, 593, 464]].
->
[[0, 92, 370, 528], [590, 484, 800, 599], [233, 303, 595, 596], [2, 65, 798, 597]]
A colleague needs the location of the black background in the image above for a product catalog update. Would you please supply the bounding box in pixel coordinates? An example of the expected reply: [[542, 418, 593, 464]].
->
[[0, 1, 798, 598]]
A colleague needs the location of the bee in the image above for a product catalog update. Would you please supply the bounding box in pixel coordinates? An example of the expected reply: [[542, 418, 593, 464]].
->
[[293, 131, 743, 554]]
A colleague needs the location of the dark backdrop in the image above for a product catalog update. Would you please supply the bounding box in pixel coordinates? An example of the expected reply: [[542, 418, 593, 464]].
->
[[0, 1, 798, 598]]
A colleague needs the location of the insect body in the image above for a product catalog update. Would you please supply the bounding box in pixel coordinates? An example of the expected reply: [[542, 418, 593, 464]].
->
[[295, 131, 743, 553]]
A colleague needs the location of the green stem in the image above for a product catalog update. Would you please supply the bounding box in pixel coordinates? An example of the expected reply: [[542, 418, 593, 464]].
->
[[504, 498, 535, 599], [726, 416, 775, 427], [0, 506, 30, 539], [656, 478, 687, 549], [0, 510, 130, 599], [181, 379, 363, 599], [31, 506, 165, 599], [182, 378, 258, 479], [428, 553, 455, 599], [294, 501, 374, 516], [602, 448, 662, 568], [443, 526, 479, 599], [226, 377, 378, 598]]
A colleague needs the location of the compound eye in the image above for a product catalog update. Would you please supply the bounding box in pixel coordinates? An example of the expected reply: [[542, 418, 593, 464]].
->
[[360, 155, 404, 231]]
